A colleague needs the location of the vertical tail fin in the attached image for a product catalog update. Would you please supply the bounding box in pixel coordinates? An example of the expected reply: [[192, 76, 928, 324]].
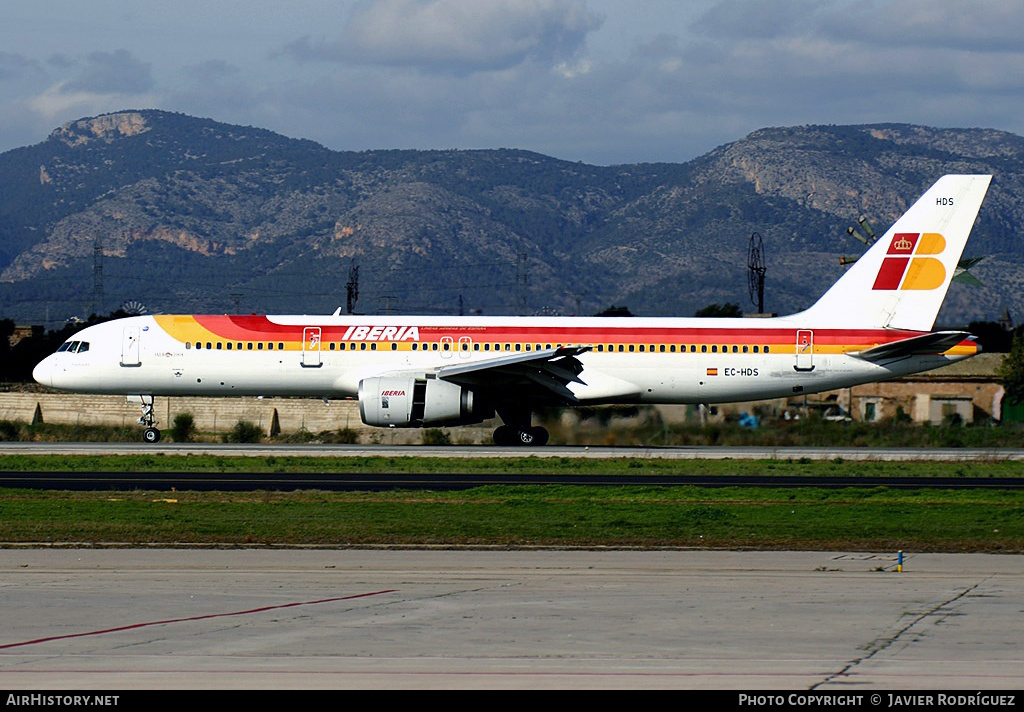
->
[[797, 174, 992, 331]]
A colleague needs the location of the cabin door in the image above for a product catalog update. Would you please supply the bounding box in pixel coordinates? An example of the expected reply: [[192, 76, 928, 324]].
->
[[795, 330, 814, 372], [120, 326, 141, 367], [302, 327, 322, 367]]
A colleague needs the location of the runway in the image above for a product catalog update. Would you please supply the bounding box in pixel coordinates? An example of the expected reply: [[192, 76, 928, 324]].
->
[[3, 441, 1024, 461], [1, 548, 1022, 690]]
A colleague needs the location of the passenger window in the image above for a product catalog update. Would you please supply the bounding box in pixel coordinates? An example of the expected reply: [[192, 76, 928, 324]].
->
[[765, 346, 770, 353]]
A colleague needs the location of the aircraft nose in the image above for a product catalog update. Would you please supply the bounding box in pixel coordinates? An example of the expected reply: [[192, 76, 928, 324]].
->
[[32, 356, 53, 387]]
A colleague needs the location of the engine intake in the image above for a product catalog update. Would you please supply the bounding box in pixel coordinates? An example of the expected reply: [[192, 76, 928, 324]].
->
[[359, 376, 492, 427]]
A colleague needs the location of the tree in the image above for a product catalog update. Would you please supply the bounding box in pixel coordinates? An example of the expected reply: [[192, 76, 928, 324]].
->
[[997, 328, 1024, 405], [695, 303, 742, 318], [594, 305, 633, 317]]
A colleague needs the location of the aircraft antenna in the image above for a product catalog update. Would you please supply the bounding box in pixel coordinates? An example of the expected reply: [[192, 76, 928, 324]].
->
[[747, 232, 766, 314]]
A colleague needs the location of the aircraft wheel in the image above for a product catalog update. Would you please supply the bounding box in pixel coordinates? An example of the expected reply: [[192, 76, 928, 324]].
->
[[142, 427, 162, 444], [493, 425, 515, 446], [516, 427, 548, 446]]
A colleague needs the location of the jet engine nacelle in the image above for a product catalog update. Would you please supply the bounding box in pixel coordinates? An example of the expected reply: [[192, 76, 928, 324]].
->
[[358, 376, 492, 427]]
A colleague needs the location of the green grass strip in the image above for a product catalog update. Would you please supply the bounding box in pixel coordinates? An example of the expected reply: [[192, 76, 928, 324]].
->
[[1, 484, 1021, 552]]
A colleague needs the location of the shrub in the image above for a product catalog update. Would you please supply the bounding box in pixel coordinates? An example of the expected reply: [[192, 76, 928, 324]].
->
[[170, 413, 196, 442], [222, 420, 263, 443], [420, 428, 451, 445]]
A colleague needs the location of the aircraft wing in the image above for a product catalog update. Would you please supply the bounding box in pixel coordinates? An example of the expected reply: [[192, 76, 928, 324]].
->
[[853, 331, 975, 363], [435, 345, 591, 402]]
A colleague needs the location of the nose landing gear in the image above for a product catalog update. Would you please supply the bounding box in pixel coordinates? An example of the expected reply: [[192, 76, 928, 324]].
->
[[130, 395, 161, 443]]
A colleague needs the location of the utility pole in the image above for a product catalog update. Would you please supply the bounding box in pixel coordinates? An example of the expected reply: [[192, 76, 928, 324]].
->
[[91, 237, 104, 316], [516, 252, 529, 315]]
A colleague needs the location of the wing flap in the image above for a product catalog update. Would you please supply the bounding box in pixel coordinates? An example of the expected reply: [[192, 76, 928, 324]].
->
[[436, 345, 591, 402]]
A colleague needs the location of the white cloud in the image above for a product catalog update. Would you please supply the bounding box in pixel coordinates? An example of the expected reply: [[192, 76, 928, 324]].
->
[[26, 81, 159, 125], [1, 1, 1024, 165], [285, 0, 602, 72]]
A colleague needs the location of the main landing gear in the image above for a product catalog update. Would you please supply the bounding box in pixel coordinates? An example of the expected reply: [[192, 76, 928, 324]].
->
[[492, 405, 549, 446], [131, 395, 161, 443], [492, 424, 549, 446]]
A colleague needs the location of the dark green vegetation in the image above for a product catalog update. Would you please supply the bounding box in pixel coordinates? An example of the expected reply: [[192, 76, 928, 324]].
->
[[2, 111, 1023, 322], [0, 455, 1021, 551], [1, 452, 1023, 477]]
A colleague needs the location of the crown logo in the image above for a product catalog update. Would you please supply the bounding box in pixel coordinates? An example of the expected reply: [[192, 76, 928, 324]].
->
[[893, 236, 914, 251]]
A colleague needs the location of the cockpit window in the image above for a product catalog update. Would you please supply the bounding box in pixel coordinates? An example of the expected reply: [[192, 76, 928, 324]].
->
[[57, 342, 71, 352], [57, 341, 90, 354]]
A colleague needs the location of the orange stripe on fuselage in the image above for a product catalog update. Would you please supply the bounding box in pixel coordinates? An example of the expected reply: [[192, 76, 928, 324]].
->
[[151, 316, 975, 357]]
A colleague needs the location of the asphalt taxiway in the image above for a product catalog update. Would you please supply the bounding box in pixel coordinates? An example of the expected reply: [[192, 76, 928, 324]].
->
[[3, 441, 1024, 460], [1, 548, 1021, 690]]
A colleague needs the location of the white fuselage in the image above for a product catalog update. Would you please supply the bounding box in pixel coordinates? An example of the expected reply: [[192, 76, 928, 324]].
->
[[32, 313, 974, 406]]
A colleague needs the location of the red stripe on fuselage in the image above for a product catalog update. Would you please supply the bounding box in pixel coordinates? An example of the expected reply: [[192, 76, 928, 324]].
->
[[185, 316, 927, 348]]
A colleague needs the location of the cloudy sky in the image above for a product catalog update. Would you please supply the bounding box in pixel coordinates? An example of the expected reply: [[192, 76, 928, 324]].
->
[[3, 0, 1022, 165]]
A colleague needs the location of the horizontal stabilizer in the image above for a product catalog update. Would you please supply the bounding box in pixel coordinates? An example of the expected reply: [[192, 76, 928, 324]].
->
[[853, 331, 974, 362]]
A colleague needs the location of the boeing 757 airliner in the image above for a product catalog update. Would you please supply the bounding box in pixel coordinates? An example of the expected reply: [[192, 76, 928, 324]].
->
[[33, 174, 992, 445]]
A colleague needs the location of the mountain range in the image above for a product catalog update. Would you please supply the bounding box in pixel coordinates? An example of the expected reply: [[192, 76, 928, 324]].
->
[[1, 110, 1022, 326]]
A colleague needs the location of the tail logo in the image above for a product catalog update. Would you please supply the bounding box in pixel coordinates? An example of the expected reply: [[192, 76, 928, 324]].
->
[[872, 232, 947, 290]]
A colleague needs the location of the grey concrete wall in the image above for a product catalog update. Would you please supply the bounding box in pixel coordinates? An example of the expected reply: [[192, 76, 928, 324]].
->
[[0, 392, 362, 432], [0, 392, 495, 443]]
